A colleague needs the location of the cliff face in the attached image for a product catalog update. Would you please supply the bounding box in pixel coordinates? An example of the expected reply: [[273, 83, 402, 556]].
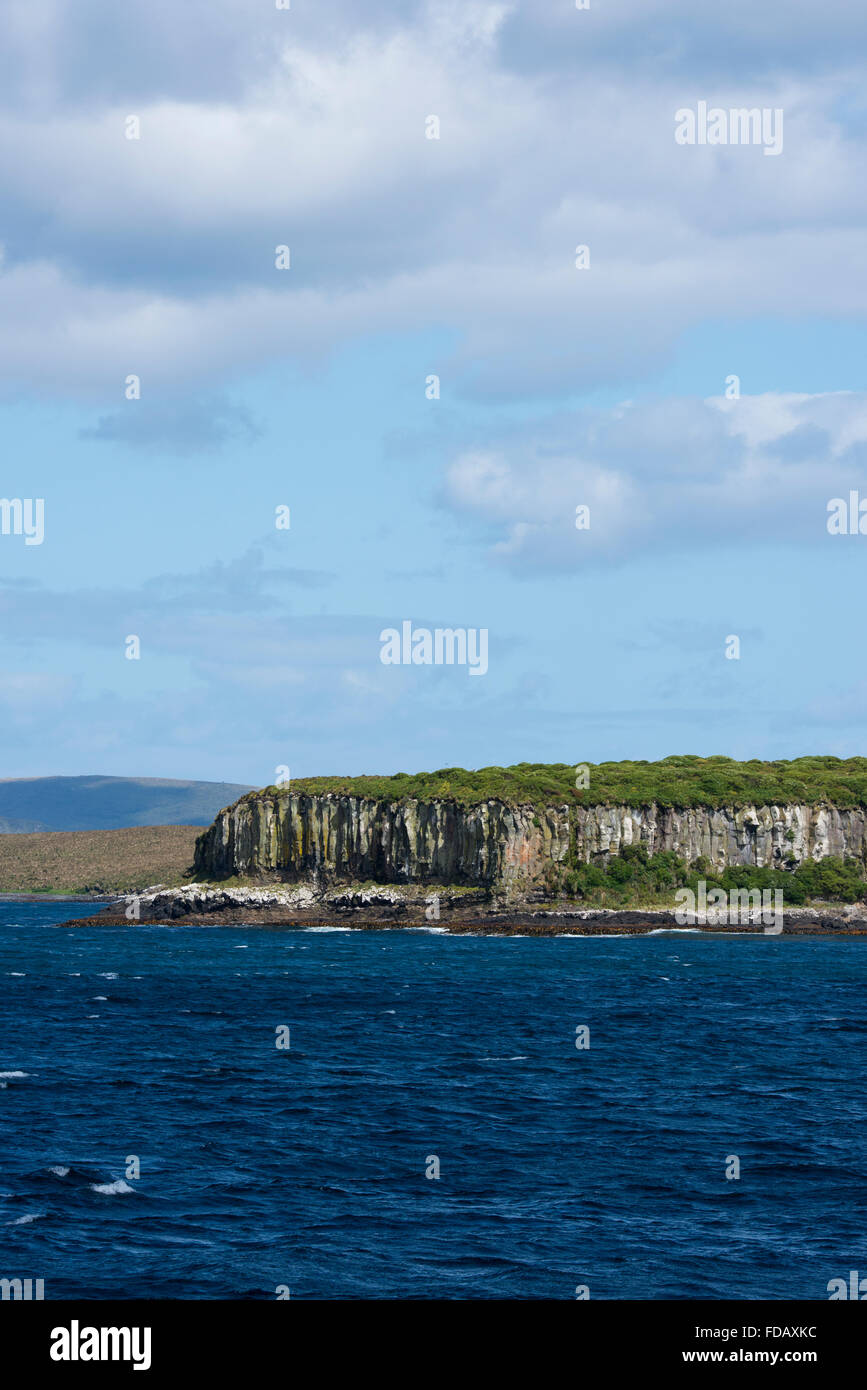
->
[[194, 793, 867, 888], [194, 793, 570, 886], [573, 803, 867, 870]]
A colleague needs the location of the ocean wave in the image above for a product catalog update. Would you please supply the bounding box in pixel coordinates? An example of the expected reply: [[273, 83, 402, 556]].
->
[[645, 928, 704, 935], [2, 900, 862, 1302], [303, 926, 358, 932], [554, 932, 638, 938], [44, 1165, 109, 1187]]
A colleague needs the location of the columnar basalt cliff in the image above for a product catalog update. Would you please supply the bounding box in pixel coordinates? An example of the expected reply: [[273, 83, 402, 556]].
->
[[193, 792, 570, 887], [193, 792, 867, 889]]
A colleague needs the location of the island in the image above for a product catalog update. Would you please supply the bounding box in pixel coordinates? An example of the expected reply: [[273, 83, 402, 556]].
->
[[54, 756, 867, 934]]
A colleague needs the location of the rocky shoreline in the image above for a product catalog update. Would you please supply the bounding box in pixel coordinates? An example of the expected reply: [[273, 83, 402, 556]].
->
[[56, 883, 867, 935]]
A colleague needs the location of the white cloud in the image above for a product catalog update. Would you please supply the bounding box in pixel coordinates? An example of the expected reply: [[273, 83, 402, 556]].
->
[[441, 390, 867, 569], [0, 7, 864, 399]]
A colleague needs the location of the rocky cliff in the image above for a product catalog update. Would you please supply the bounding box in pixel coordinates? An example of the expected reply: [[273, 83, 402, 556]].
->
[[193, 792, 867, 888]]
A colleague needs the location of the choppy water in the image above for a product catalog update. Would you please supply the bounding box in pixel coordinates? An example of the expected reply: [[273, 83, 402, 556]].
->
[[1, 903, 865, 1299]]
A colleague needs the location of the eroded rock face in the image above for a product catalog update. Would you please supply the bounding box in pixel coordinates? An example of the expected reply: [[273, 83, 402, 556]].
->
[[194, 793, 571, 887], [572, 803, 867, 870], [193, 793, 867, 888]]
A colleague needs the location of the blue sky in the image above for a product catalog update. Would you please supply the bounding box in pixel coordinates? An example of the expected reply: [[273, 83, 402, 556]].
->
[[1, 0, 867, 784]]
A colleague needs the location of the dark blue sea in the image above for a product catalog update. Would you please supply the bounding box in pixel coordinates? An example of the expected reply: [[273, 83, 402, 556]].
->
[[1, 903, 865, 1300]]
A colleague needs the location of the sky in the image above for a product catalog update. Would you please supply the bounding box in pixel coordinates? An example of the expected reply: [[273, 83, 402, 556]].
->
[[1, 0, 867, 785]]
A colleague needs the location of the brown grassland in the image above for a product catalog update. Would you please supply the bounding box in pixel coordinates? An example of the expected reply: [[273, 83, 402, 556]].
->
[[0, 825, 199, 894]]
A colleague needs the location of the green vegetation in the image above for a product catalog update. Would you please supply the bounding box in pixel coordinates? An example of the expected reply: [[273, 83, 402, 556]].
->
[[553, 843, 867, 907], [249, 755, 867, 811], [0, 825, 200, 894]]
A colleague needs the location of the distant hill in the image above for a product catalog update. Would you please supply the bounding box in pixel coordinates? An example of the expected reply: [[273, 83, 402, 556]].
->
[[0, 776, 254, 833], [0, 815, 50, 833]]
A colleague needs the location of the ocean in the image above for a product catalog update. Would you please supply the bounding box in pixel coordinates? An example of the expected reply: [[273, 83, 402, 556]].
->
[[1, 902, 865, 1300]]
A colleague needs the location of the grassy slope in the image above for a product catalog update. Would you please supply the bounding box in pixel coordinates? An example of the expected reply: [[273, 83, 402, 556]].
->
[[250, 756, 867, 811], [0, 825, 200, 894]]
